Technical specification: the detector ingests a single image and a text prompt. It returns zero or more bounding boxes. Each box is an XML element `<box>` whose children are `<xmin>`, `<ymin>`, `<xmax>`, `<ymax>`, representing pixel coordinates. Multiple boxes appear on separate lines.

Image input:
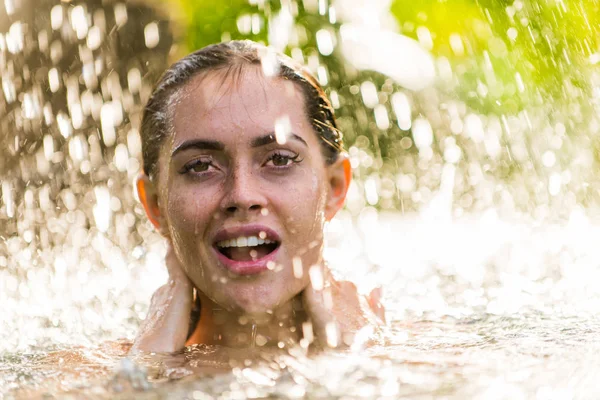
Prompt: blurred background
<box><xmin>2</xmin><ymin>0</ymin><xmax>600</xmax><ymax>397</ymax></box>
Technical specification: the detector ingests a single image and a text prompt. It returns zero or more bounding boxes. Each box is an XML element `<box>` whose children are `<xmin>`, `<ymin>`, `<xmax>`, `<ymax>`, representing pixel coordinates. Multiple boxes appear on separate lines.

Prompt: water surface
<box><xmin>3</xmin><ymin>213</ymin><xmax>600</xmax><ymax>399</ymax></box>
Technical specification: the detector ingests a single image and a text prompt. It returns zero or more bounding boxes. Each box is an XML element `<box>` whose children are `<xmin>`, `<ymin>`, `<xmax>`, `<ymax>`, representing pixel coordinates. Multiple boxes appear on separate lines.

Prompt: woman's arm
<box><xmin>130</xmin><ymin>246</ymin><xmax>193</xmax><ymax>354</ymax></box>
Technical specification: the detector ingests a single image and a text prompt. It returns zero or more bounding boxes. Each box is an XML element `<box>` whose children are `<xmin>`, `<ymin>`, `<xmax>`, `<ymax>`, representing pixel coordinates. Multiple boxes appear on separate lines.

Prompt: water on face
<box><xmin>2</xmin><ymin>0</ymin><xmax>600</xmax><ymax>398</ymax></box>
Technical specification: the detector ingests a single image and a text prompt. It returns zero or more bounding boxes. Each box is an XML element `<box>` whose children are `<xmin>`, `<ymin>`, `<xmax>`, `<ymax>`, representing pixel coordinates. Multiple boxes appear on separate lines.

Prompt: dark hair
<box><xmin>140</xmin><ymin>40</ymin><xmax>344</xmax><ymax>180</ymax></box>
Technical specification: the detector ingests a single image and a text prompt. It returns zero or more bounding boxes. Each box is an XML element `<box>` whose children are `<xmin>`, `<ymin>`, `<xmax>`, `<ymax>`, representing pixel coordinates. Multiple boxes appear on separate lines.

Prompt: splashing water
<box><xmin>2</xmin><ymin>0</ymin><xmax>600</xmax><ymax>398</ymax></box>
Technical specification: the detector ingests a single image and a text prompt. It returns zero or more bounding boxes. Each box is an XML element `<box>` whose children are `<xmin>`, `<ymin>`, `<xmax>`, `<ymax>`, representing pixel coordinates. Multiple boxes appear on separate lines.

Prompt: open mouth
<box><xmin>215</xmin><ymin>235</ymin><xmax>280</xmax><ymax>262</ymax></box>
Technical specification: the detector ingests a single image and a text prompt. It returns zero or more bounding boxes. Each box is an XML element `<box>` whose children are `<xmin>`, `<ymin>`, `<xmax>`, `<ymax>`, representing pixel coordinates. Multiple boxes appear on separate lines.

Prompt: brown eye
<box><xmin>271</xmin><ymin>154</ymin><xmax>291</xmax><ymax>166</ymax></box>
<box><xmin>265</xmin><ymin>152</ymin><xmax>302</xmax><ymax>168</ymax></box>
<box><xmin>191</xmin><ymin>162</ymin><xmax>209</xmax><ymax>172</ymax></box>
<box><xmin>181</xmin><ymin>159</ymin><xmax>212</xmax><ymax>174</ymax></box>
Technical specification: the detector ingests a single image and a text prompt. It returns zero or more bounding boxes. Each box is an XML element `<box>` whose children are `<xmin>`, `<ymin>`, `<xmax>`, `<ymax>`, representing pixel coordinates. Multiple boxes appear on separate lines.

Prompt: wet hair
<box><xmin>140</xmin><ymin>40</ymin><xmax>344</xmax><ymax>180</ymax></box>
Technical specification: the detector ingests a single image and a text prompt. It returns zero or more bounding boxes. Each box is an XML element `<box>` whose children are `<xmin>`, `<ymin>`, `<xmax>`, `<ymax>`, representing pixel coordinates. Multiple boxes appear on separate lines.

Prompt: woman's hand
<box><xmin>130</xmin><ymin>245</ymin><xmax>193</xmax><ymax>354</ymax></box>
<box><xmin>301</xmin><ymin>265</ymin><xmax>385</xmax><ymax>348</ymax></box>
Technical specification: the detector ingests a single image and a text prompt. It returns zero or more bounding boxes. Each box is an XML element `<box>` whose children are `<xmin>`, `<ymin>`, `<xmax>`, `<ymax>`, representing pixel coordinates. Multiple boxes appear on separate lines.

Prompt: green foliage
<box><xmin>390</xmin><ymin>0</ymin><xmax>600</xmax><ymax>114</ymax></box>
<box><xmin>174</xmin><ymin>0</ymin><xmax>269</xmax><ymax>49</ymax></box>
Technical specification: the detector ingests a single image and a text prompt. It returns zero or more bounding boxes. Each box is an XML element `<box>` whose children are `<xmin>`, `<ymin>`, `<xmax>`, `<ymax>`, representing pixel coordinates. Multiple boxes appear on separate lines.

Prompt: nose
<box><xmin>220</xmin><ymin>167</ymin><xmax>267</xmax><ymax>216</ymax></box>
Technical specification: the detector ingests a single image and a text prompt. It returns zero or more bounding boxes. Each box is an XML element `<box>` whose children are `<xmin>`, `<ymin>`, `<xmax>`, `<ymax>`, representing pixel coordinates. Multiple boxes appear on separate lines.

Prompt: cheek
<box><xmin>276</xmin><ymin>169</ymin><xmax>328</xmax><ymax>245</ymax></box>
<box><xmin>164</xmin><ymin>185</ymin><xmax>216</xmax><ymax>242</ymax></box>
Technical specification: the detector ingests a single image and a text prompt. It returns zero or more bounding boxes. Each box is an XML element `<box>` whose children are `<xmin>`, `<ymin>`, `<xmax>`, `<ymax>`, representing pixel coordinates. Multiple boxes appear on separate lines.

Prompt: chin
<box><xmin>219</xmin><ymin>280</ymin><xmax>303</xmax><ymax>316</ymax></box>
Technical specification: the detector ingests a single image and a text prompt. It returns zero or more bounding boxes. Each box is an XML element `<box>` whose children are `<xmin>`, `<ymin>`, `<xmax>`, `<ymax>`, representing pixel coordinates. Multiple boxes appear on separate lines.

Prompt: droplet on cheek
<box><xmin>292</xmin><ymin>257</ymin><xmax>303</xmax><ymax>279</ymax></box>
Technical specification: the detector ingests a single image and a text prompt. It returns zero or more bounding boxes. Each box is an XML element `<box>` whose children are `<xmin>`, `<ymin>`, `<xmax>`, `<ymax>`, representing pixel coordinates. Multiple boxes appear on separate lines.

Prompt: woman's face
<box><xmin>146</xmin><ymin>66</ymin><xmax>348</xmax><ymax>315</ymax></box>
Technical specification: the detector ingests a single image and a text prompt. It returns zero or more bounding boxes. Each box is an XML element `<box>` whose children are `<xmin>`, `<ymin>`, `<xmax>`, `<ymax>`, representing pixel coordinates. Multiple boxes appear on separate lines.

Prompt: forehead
<box><xmin>170</xmin><ymin>66</ymin><xmax>313</xmax><ymax>144</ymax></box>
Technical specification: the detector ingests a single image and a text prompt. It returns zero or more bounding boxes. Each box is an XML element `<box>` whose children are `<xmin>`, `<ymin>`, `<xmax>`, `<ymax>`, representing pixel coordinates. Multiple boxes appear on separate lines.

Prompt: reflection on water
<box><xmin>2</xmin><ymin>0</ymin><xmax>600</xmax><ymax>398</ymax></box>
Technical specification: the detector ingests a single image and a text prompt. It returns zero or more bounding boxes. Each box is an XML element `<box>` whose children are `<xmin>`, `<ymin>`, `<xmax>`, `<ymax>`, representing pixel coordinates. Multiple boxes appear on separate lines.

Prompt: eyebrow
<box><xmin>172</xmin><ymin>139</ymin><xmax>224</xmax><ymax>157</ymax></box>
<box><xmin>172</xmin><ymin>133</ymin><xmax>308</xmax><ymax>157</ymax></box>
<box><xmin>251</xmin><ymin>133</ymin><xmax>308</xmax><ymax>148</ymax></box>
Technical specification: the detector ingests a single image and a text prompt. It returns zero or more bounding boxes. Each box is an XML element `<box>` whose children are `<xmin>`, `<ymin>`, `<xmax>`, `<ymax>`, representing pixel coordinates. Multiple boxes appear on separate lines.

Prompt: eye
<box><xmin>180</xmin><ymin>158</ymin><xmax>214</xmax><ymax>174</ymax></box>
<box><xmin>265</xmin><ymin>151</ymin><xmax>302</xmax><ymax>168</ymax></box>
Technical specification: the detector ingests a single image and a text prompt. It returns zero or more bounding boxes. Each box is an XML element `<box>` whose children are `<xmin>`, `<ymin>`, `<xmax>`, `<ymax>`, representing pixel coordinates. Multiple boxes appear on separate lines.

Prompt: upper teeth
<box><xmin>217</xmin><ymin>236</ymin><xmax>274</xmax><ymax>248</ymax></box>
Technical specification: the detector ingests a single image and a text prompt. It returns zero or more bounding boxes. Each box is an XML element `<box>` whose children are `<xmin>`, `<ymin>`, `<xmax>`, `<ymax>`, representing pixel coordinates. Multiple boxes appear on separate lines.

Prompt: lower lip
<box><xmin>213</xmin><ymin>246</ymin><xmax>280</xmax><ymax>275</ymax></box>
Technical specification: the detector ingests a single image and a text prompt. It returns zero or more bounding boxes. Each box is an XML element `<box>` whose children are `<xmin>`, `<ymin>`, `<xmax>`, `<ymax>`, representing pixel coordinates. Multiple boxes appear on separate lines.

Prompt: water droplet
<box><xmin>360</xmin><ymin>81</ymin><xmax>378</xmax><ymax>108</ymax></box>
<box><xmin>316</xmin><ymin>29</ymin><xmax>334</xmax><ymax>56</ymax></box>
<box><xmin>2</xmin><ymin>181</ymin><xmax>15</xmax><ymax>218</ymax></box>
<box><xmin>127</xmin><ymin>68</ymin><xmax>142</xmax><ymax>94</ymax></box>
<box><xmin>325</xmin><ymin>322</ymin><xmax>339</xmax><ymax>347</ymax></box>
<box><xmin>301</xmin><ymin>321</ymin><xmax>314</xmax><ymax>344</ymax></box>
<box><xmin>144</xmin><ymin>22</ymin><xmax>159</xmax><ymax>49</ymax></box>
<box><xmin>51</xmin><ymin>5</ymin><xmax>63</xmax><ymax>31</ymax></box>
<box><xmin>308</xmin><ymin>265</ymin><xmax>324</xmax><ymax>290</ymax></box>
<box><xmin>87</xmin><ymin>26</ymin><xmax>103</xmax><ymax>50</ymax></box>
<box><xmin>259</xmin><ymin>47</ymin><xmax>279</xmax><ymax>77</ymax></box>
<box><xmin>416</xmin><ymin>26</ymin><xmax>433</xmax><ymax>50</ymax></box>
<box><xmin>542</xmin><ymin>151</ymin><xmax>556</xmax><ymax>168</ymax></box>
<box><xmin>93</xmin><ymin>186</ymin><xmax>111</xmax><ymax>232</ymax></box>
<box><xmin>365</xmin><ymin>177</ymin><xmax>379</xmax><ymax>205</ymax></box>
<box><xmin>250</xmin><ymin>323</ymin><xmax>257</xmax><ymax>347</ymax></box>
<box><xmin>292</xmin><ymin>257</ymin><xmax>303</xmax><ymax>279</ymax></box>
<box><xmin>237</xmin><ymin>14</ymin><xmax>252</xmax><ymax>35</ymax></box>
<box><xmin>317</xmin><ymin>66</ymin><xmax>328</xmax><ymax>86</ymax></box>
<box><xmin>71</xmin><ymin>5</ymin><xmax>89</xmax><ymax>40</ymax></box>
<box><xmin>114</xmin><ymin>144</ymin><xmax>129</xmax><ymax>172</ymax></box>
<box><xmin>449</xmin><ymin>33</ymin><xmax>464</xmax><ymax>56</ymax></box>
<box><xmin>549</xmin><ymin>173</ymin><xmax>562</xmax><ymax>196</ymax></box>
<box><xmin>328</xmin><ymin>6</ymin><xmax>336</xmax><ymax>24</ymax></box>
<box><xmin>4</xmin><ymin>0</ymin><xmax>15</xmax><ymax>15</ymax></box>
<box><xmin>255</xmin><ymin>334</ymin><xmax>268</xmax><ymax>346</ymax></box>
<box><xmin>318</xmin><ymin>0</ymin><xmax>327</xmax><ymax>15</ymax></box>
<box><xmin>274</xmin><ymin>115</ymin><xmax>291</xmax><ymax>144</ymax></box>
<box><xmin>412</xmin><ymin>118</ymin><xmax>433</xmax><ymax>151</ymax></box>
<box><xmin>48</xmin><ymin>68</ymin><xmax>60</xmax><ymax>93</ymax></box>
<box><xmin>251</xmin><ymin>14</ymin><xmax>261</xmax><ymax>35</ymax></box>
<box><xmin>374</xmin><ymin>104</ymin><xmax>389</xmax><ymax>130</ymax></box>
<box><xmin>114</xmin><ymin>3</ymin><xmax>128</xmax><ymax>28</ymax></box>
<box><xmin>56</xmin><ymin>112</ymin><xmax>73</xmax><ymax>138</ymax></box>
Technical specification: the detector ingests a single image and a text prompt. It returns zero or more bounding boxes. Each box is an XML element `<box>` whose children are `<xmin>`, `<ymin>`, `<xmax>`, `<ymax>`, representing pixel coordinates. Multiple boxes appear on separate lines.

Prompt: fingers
<box><xmin>302</xmin><ymin>265</ymin><xmax>340</xmax><ymax>347</ymax></box>
<box><xmin>303</xmin><ymin>267</ymin><xmax>374</xmax><ymax>348</ymax></box>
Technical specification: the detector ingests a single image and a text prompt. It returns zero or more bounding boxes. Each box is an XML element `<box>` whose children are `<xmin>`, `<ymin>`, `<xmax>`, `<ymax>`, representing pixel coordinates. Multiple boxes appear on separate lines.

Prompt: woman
<box><xmin>131</xmin><ymin>40</ymin><xmax>384</xmax><ymax>353</ymax></box>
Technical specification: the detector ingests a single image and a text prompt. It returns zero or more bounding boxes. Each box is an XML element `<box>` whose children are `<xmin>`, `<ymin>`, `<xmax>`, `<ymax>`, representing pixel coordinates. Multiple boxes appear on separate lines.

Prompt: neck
<box><xmin>186</xmin><ymin>290</ymin><xmax>306</xmax><ymax>348</ymax></box>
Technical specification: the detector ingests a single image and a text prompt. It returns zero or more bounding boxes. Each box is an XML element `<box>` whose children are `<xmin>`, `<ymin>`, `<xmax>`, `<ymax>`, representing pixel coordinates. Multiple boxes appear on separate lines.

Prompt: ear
<box><xmin>325</xmin><ymin>154</ymin><xmax>352</xmax><ymax>221</ymax></box>
<box><xmin>136</xmin><ymin>174</ymin><xmax>169</xmax><ymax>236</ymax></box>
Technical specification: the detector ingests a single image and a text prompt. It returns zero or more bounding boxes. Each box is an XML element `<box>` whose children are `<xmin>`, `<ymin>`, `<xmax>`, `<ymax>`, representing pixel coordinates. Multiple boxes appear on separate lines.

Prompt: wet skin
<box><xmin>134</xmin><ymin>65</ymin><xmax>383</xmax><ymax>352</ymax></box>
